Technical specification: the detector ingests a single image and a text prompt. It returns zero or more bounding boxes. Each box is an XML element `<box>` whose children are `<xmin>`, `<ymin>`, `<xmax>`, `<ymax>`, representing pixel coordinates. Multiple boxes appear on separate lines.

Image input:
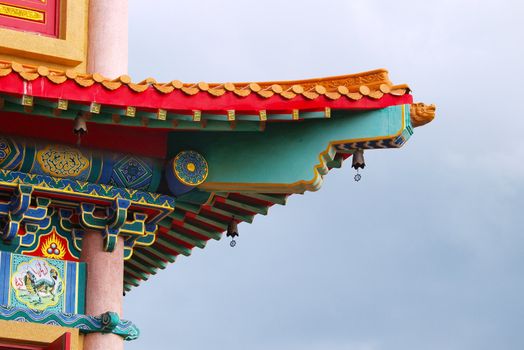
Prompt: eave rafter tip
<box><xmin>410</xmin><ymin>102</ymin><xmax>436</xmax><ymax>127</ymax></box>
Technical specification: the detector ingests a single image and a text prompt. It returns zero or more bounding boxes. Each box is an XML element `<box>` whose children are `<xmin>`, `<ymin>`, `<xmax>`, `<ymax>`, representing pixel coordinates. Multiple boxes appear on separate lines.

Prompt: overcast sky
<box><xmin>125</xmin><ymin>1</ymin><xmax>523</xmax><ymax>349</ymax></box>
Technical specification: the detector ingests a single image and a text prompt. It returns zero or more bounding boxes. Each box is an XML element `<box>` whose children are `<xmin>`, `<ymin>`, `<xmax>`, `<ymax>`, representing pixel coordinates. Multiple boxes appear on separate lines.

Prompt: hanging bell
<box><xmin>351</xmin><ymin>149</ymin><xmax>365</xmax><ymax>170</ymax></box>
<box><xmin>73</xmin><ymin>112</ymin><xmax>87</xmax><ymax>145</ymax></box>
<box><xmin>227</xmin><ymin>220</ymin><xmax>239</xmax><ymax>247</ymax></box>
<box><xmin>74</xmin><ymin>113</ymin><xmax>87</xmax><ymax>135</ymax></box>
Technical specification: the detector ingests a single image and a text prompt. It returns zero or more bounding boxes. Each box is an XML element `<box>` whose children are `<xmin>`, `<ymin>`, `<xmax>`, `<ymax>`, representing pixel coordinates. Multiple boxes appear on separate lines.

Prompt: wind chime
<box><xmin>352</xmin><ymin>149</ymin><xmax>365</xmax><ymax>181</ymax></box>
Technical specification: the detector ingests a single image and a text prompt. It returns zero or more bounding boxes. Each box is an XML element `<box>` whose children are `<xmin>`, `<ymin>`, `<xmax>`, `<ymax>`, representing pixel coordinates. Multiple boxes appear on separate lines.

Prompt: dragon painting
<box><xmin>23</xmin><ymin>267</ymin><xmax>63</xmax><ymax>305</ymax></box>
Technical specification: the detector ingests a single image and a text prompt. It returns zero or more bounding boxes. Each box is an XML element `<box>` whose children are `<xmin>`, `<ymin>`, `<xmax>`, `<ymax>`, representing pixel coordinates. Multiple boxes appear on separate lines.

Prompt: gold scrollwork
<box><xmin>36</xmin><ymin>145</ymin><xmax>90</xmax><ymax>178</ymax></box>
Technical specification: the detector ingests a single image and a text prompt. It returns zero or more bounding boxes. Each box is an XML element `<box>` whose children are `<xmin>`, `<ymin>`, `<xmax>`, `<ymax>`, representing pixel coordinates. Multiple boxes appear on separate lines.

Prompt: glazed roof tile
<box><xmin>0</xmin><ymin>60</ymin><xmax>410</xmax><ymax>102</ymax></box>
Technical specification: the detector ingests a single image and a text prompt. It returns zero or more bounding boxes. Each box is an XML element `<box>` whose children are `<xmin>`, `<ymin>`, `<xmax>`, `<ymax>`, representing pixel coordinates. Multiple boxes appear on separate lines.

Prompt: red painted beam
<box><xmin>0</xmin><ymin>111</ymin><xmax>168</xmax><ymax>158</ymax></box>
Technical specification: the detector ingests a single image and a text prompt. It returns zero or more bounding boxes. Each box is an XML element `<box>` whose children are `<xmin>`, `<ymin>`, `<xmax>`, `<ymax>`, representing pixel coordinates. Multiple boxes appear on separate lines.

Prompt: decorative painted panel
<box><xmin>0</xmin><ymin>209</ymin><xmax>82</xmax><ymax>261</ymax></box>
<box><xmin>0</xmin><ymin>136</ymin><xmax>163</xmax><ymax>192</ymax></box>
<box><xmin>109</xmin><ymin>155</ymin><xmax>159</xmax><ymax>191</ymax></box>
<box><xmin>10</xmin><ymin>256</ymin><xmax>65</xmax><ymax>311</ymax></box>
<box><xmin>0</xmin><ymin>0</ymin><xmax>60</xmax><ymax>37</ymax></box>
<box><xmin>0</xmin><ymin>251</ymin><xmax>85</xmax><ymax>314</ymax></box>
<box><xmin>0</xmin><ymin>136</ymin><xmax>23</xmax><ymax>169</ymax></box>
<box><xmin>166</xmin><ymin>150</ymin><xmax>209</xmax><ymax>196</ymax></box>
<box><xmin>34</xmin><ymin>145</ymin><xmax>90</xmax><ymax>179</ymax></box>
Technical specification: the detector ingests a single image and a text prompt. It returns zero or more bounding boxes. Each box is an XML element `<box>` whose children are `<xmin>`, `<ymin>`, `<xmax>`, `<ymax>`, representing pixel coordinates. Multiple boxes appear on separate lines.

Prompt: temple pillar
<box><xmin>87</xmin><ymin>0</ymin><xmax>128</xmax><ymax>77</ymax></box>
<box><xmin>85</xmin><ymin>4</ymin><xmax>127</xmax><ymax>348</ymax></box>
<box><xmin>81</xmin><ymin>231</ymin><xmax>124</xmax><ymax>350</ymax></box>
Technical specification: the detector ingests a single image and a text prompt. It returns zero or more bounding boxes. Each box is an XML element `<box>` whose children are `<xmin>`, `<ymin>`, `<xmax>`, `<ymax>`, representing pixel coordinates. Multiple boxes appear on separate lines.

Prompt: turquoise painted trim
<box><xmin>87</xmin><ymin>156</ymin><xmax>104</xmax><ymax>183</ymax></box>
<box><xmin>19</xmin><ymin>145</ymin><xmax>35</xmax><ymax>174</ymax></box>
<box><xmin>148</xmin><ymin>163</ymin><xmax>163</xmax><ymax>193</ymax></box>
<box><xmin>167</xmin><ymin>105</ymin><xmax>409</xmax><ymax>189</ymax></box>
<box><xmin>77</xmin><ymin>263</ymin><xmax>86</xmax><ymax>314</ymax></box>
<box><xmin>335</xmin><ymin>104</ymin><xmax>413</xmax><ymax>151</ymax></box>
<box><xmin>0</xmin><ymin>304</ymin><xmax>139</xmax><ymax>341</ymax></box>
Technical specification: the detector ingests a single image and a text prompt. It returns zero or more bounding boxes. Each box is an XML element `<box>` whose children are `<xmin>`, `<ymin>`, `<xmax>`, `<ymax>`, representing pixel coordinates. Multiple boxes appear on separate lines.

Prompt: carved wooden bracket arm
<box><xmin>0</xmin><ymin>184</ymin><xmax>50</xmax><ymax>241</ymax></box>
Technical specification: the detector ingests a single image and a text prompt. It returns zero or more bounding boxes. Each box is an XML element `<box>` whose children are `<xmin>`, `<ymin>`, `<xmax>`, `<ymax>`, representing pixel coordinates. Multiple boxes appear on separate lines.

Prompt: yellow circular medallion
<box><xmin>172</xmin><ymin>151</ymin><xmax>209</xmax><ymax>187</ymax></box>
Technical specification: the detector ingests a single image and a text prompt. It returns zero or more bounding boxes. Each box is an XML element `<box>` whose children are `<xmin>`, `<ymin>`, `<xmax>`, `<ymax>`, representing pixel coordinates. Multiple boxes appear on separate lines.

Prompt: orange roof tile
<box><xmin>0</xmin><ymin>60</ymin><xmax>410</xmax><ymax>102</ymax></box>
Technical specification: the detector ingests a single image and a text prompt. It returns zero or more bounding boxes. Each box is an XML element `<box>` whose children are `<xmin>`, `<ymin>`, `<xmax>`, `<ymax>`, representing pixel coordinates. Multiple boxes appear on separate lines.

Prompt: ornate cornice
<box><xmin>0</xmin><ymin>169</ymin><xmax>174</xmax><ymax>209</ymax></box>
<box><xmin>0</xmin><ymin>170</ymin><xmax>175</xmax><ymax>259</ymax></box>
<box><xmin>0</xmin><ymin>305</ymin><xmax>139</xmax><ymax>341</ymax></box>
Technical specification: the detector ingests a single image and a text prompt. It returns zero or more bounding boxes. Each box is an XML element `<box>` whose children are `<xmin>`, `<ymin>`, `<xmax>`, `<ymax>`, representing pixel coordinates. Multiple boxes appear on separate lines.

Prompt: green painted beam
<box><xmin>169</xmin><ymin>211</ymin><xmax>186</xmax><ymax>221</ymax></box>
<box><xmin>156</xmin><ymin>236</ymin><xmax>192</xmax><ymax>256</ymax></box>
<box><xmin>174</xmin><ymin>202</ymin><xmax>202</xmax><ymax>214</ymax></box>
<box><xmin>167</xmin><ymin>105</ymin><xmax>409</xmax><ymax>193</ymax></box>
<box><xmin>239</xmin><ymin>193</ymin><xmax>288</xmax><ymax>205</ymax></box>
<box><xmin>300</xmin><ymin>111</ymin><xmax>328</xmax><ymax>120</ymax></box>
<box><xmin>176</xmin><ymin>201</ymin><xmax>253</xmax><ymax>223</ymax></box>
<box><xmin>176</xmin><ymin>190</ymin><xmax>214</xmax><ymax>205</ymax></box>
<box><xmin>190</xmin><ymin>214</ymin><xmax>228</xmax><ymax>230</ymax></box>
<box><xmin>326</xmin><ymin>154</ymin><xmax>345</xmax><ymax>169</ymax></box>
<box><xmin>216</xmin><ymin>196</ymin><xmax>269</xmax><ymax>215</ymax></box>
<box><xmin>207</xmin><ymin>206</ymin><xmax>254</xmax><ymax>224</ymax></box>
<box><xmin>165</xmin><ymin>229</ymin><xmax>207</xmax><ymax>249</ymax></box>
<box><xmin>123</xmin><ymin>276</ymin><xmax>141</xmax><ymax>287</ymax></box>
<box><xmin>157</xmin><ymin>218</ymin><xmax>174</xmax><ymax>230</ymax></box>
<box><xmin>141</xmin><ymin>246</ymin><xmax>176</xmax><ymax>263</ymax></box>
<box><xmin>124</xmin><ymin>265</ymin><xmax>150</xmax><ymax>281</ymax></box>
<box><xmin>181</xmin><ymin>222</ymin><xmax>221</xmax><ymax>240</ymax></box>
<box><xmin>125</xmin><ymin>257</ymin><xmax>158</xmax><ymax>275</ymax></box>
<box><xmin>0</xmin><ymin>96</ymin><xmax>264</xmax><ymax>132</ymax></box>
<box><xmin>132</xmin><ymin>250</ymin><xmax>168</xmax><ymax>270</ymax></box>
<box><xmin>169</xmin><ymin>210</ymin><xmax>228</xmax><ymax>234</ymax></box>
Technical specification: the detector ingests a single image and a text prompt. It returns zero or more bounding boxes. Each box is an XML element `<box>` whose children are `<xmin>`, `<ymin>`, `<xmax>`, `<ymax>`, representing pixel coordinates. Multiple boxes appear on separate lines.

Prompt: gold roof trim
<box><xmin>0</xmin><ymin>60</ymin><xmax>410</xmax><ymax>102</ymax></box>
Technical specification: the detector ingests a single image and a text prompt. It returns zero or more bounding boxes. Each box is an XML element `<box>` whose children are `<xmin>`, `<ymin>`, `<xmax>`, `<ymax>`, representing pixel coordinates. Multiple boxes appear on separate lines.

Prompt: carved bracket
<box><xmin>0</xmin><ymin>184</ymin><xmax>51</xmax><ymax>242</ymax></box>
<box><xmin>76</xmin><ymin>199</ymin><xmax>158</xmax><ymax>255</ymax></box>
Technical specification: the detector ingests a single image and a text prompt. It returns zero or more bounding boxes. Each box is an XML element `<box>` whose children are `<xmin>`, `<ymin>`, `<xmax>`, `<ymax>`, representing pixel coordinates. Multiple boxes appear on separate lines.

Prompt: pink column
<box><xmin>81</xmin><ymin>232</ymin><xmax>125</xmax><ymax>350</ymax></box>
<box><xmin>85</xmin><ymin>2</ymin><xmax>128</xmax><ymax>349</ymax></box>
<box><xmin>87</xmin><ymin>0</ymin><xmax>128</xmax><ymax>77</ymax></box>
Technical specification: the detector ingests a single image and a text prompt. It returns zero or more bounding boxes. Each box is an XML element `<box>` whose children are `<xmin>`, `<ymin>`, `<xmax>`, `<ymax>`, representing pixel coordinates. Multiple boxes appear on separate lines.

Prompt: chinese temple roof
<box><xmin>0</xmin><ymin>60</ymin><xmax>436</xmax><ymax>291</ymax></box>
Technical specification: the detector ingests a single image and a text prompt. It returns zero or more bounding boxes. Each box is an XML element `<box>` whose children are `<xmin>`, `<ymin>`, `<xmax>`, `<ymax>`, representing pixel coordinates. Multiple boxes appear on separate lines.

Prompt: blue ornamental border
<box><xmin>0</xmin><ymin>169</ymin><xmax>175</xmax><ymax>209</ymax></box>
